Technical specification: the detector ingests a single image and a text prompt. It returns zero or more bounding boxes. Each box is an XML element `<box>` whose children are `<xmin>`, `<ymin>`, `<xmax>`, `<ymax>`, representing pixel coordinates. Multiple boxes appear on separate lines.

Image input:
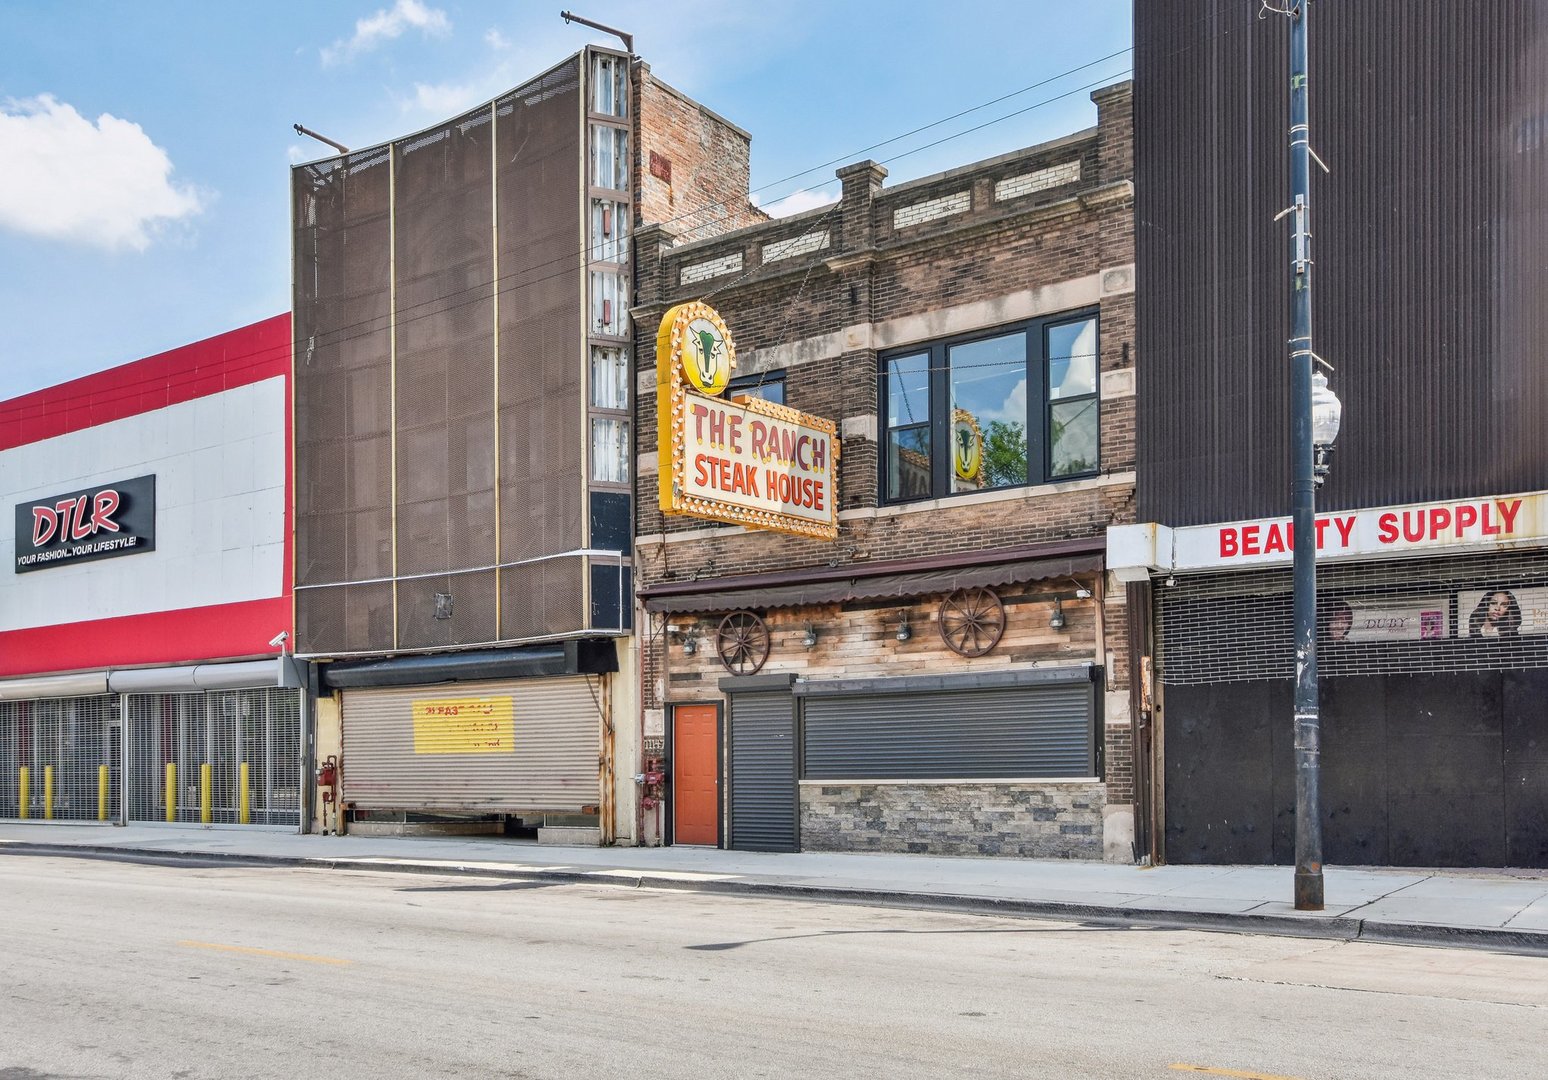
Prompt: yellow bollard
<box><xmin>43</xmin><ymin>765</ymin><xmax>54</xmax><ymax>820</ymax></box>
<box><xmin>165</xmin><ymin>762</ymin><xmax>176</xmax><ymax>822</ymax></box>
<box><xmin>239</xmin><ymin>762</ymin><xmax>251</xmax><ymax>825</ymax></box>
<box><xmin>200</xmin><ymin>763</ymin><xmax>212</xmax><ymax>825</ymax></box>
<box><xmin>18</xmin><ymin>767</ymin><xmax>29</xmax><ymax>820</ymax></box>
<box><xmin>98</xmin><ymin>765</ymin><xmax>110</xmax><ymax>822</ymax></box>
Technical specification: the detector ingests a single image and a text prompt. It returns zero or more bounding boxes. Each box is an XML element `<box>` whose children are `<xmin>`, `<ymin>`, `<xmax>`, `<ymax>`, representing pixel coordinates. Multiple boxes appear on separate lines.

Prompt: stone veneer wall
<box><xmin>799</xmin><ymin>782</ymin><xmax>1105</xmax><ymax>859</ymax></box>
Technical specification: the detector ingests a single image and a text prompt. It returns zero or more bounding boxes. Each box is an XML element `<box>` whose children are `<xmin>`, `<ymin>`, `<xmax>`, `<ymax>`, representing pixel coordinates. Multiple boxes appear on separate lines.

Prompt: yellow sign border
<box><xmin>656</xmin><ymin>302</ymin><xmax>840</xmax><ymax>540</ymax></box>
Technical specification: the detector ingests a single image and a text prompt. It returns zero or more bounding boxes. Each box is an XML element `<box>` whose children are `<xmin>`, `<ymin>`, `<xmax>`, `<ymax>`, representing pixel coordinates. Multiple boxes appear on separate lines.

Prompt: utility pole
<box><xmin>1285</xmin><ymin>0</ymin><xmax>1324</xmax><ymax>911</ymax></box>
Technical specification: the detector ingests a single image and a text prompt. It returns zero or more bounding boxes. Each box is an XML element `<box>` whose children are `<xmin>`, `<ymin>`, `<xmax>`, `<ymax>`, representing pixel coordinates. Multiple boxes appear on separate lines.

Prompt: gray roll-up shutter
<box><xmin>342</xmin><ymin>677</ymin><xmax>599</xmax><ymax>812</ymax></box>
<box><xmin>727</xmin><ymin>690</ymin><xmax>797</xmax><ymax>852</ymax></box>
<box><xmin>802</xmin><ymin>682</ymin><xmax>1096</xmax><ymax>780</ymax></box>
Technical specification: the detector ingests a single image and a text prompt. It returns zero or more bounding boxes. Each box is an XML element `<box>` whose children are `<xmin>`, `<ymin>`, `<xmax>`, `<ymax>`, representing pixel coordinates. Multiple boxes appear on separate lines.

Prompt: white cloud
<box><xmin>322</xmin><ymin>0</ymin><xmax>450</xmax><ymax>66</ymax></box>
<box><xmin>410</xmin><ymin>81</ymin><xmax>482</xmax><ymax>116</ymax></box>
<box><xmin>0</xmin><ymin>95</ymin><xmax>203</xmax><ymax>252</ymax></box>
<box><xmin>484</xmin><ymin>28</ymin><xmax>511</xmax><ymax>50</ymax></box>
<box><xmin>755</xmin><ymin>188</ymin><xmax>839</xmax><ymax>219</ymax></box>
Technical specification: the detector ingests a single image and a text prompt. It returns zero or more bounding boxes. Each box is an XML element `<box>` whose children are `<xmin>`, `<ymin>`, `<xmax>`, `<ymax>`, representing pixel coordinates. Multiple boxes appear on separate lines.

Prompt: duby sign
<box><xmin>656</xmin><ymin>301</ymin><xmax>839</xmax><ymax>539</ymax></box>
<box><xmin>1174</xmin><ymin>492</ymin><xmax>1547</xmax><ymax>570</ymax></box>
<box><xmin>14</xmin><ymin>475</ymin><xmax>156</xmax><ymax>573</ymax></box>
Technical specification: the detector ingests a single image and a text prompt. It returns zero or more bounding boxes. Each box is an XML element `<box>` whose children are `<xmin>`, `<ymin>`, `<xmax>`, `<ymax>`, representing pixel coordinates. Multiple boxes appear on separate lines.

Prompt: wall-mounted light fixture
<box><xmin>895</xmin><ymin>609</ymin><xmax>912</xmax><ymax>642</ymax></box>
<box><xmin>669</xmin><ymin>623</ymin><xmax>700</xmax><ymax>656</ymax></box>
<box><xmin>802</xmin><ymin>622</ymin><xmax>818</xmax><ymax>649</ymax></box>
<box><xmin>1049</xmin><ymin>598</ymin><xmax>1067</xmax><ymax>631</ymax></box>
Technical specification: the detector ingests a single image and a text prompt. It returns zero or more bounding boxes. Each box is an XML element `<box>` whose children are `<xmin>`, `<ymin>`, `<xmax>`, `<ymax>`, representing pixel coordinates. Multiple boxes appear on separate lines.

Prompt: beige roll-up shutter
<box><xmin>342</xmin><ymin>677</ymin><xmax>599</xmax><ymax>812</ymax></box>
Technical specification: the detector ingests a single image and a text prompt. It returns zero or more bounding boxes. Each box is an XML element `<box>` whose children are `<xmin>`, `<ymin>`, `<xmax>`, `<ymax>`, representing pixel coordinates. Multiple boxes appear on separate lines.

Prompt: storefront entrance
<box><xmin>670</xmin><ymin>704</ymin><xmax>720</xmax><ymax>846</ymax></box>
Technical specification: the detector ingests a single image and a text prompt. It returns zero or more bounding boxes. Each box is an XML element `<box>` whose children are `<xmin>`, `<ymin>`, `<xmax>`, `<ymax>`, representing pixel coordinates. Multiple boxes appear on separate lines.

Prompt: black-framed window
<box><xmin>729</xmin><ymin>370</ymin><xmax>785</xmax><ymax>406</ymax></box>
<box><xmin>880</xmin><ymin>311</ymin><xmax>1099</xmax><ymax>503</ymax></box>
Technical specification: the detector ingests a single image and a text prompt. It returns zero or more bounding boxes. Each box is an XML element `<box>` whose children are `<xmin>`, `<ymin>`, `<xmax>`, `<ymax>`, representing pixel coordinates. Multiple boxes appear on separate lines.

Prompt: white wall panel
<box><xmin>0</xmin><ymin>376</ymin><xmax>286</xmax><ymax>632</ymax></box>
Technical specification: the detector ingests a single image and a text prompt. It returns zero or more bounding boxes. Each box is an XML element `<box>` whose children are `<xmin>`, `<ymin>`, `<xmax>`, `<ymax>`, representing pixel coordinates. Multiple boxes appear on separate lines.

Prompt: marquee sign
<box><xmin>14</xmin><ymin>475</ymin><xmax>156</xmax><ymax>574</ymax></box>
<box><xmin>656</xmin><ymin>302</ymin><xmax>839</xmax><ymax>540</ymax></box>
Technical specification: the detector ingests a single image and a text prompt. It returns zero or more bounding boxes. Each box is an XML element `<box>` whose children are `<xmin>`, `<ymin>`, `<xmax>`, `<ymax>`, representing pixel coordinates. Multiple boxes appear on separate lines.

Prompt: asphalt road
<box><xmin>1</xmin><ymin>855</ymin><xmax>1544</xmax><ymax>1080</ymax></box>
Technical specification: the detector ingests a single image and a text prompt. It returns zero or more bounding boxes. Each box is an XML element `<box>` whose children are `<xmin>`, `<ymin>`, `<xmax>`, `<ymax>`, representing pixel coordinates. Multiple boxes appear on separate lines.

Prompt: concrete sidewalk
<box><xmin>4</xmin><ymin>823</ymin><xmax>1547</xmax><ymax>954</ymax></box>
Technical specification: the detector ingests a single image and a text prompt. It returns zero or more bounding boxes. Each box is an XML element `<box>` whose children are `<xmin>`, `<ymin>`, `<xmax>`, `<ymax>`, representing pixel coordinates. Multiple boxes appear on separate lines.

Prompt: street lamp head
<box><xmin>1310</xmin><ymin>370</ymin><xmax>1342</xmax><ymax>485</ymax></box>
<box><xmin>1310</xmin><ymin>370</ymin><xmax>1342</xmax><ymax>448</ymax></box>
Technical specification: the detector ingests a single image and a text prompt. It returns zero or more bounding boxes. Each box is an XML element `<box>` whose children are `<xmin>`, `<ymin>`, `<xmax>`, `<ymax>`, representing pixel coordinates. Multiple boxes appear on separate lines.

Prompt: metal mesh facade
<box><xmin>126</xmin><ymin>689</ymin><xmax>302</xmax><ymax>827</ymax></box>
<box><xmin>1</xmin><ymin>690</ymin><xmax>300</xmax><ymax>827</ymax></box>
<box><xmin>0</xmin><ymin>696</ymin><xmax>117</xmax><ymax>821</ymax></box>
<box><xmin>293</xmin><ymin>53</ymin><xmax>613</xmax><ymax>655</ymax></box>
<box><xmin>1156</xmin><ymin>550</ymin><xmax>1548</xmax><ymax>685</ymax></box>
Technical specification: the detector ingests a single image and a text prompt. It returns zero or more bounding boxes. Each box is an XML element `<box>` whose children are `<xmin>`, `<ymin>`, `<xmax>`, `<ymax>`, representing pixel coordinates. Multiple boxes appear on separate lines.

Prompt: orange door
<box><xmin>672</xmin><ymin>704</ymin><xmax>720</xmax><ymax>846</ymax></box>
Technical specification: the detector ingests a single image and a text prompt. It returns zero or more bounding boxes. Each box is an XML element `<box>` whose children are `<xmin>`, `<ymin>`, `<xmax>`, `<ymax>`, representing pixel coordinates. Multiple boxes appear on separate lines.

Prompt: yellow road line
<box><xmin>1169</xmin><ymin>1066</ymin><xmax>1306</xmax><ymax>1080</ymax></box>
<box><xmin>177</xmin><ymin>940</ymin><xmax>352</xmax><ymax>966</ymax></box>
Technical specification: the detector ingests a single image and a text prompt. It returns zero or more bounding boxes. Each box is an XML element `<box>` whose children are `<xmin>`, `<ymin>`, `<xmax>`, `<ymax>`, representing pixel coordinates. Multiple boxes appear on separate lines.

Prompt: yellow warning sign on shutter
<box><xmin>411</xmin><ymin>696</ymin><xmax>515</xmax><ymax>754</ymax></box>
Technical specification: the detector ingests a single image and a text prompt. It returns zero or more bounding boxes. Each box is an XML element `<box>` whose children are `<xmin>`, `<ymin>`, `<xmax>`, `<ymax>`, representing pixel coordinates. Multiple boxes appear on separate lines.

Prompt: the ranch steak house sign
<box><xmin>14</xmin><ymin>475</ymin><xmax>156</xmax><ymax>574</ymax></box>
<box><xmin>1111</xmin><ymin>491</ymin><xmax>1548</xmax><ymax>574</ymax></box>
<box><xmin>656</xmin><ymin>302</ymin><xmax>839</xmax><ymax>540</ymax></box>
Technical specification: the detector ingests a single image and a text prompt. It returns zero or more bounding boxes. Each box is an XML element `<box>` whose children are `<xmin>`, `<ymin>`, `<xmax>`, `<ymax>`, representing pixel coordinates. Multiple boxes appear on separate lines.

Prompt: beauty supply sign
<box><xmin>14</xmin><ymin>475</ymin><xmax>157</xmax><ymax>573</ymax></box>
<box><xmin>656</xmin><ymin>301</ymin><xmax>839</xmax><ymax>539</ymax></box>
<box><xmin>1173</xmin><ymin>492</ymin><xmax>1547</xmax><ymax>571</ymax></box>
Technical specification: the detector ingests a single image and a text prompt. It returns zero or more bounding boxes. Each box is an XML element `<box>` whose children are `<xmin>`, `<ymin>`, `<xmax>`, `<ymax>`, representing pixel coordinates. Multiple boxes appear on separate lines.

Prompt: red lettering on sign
<box><xmin>1220</xmin><ymin>528</ymin><xmax>1239</xmax><ymax>558</ymax></box>
<box><xmin>1481</xmin><ymin>503</ymin><xmax>1501</xmax><ymax>536</ymax></box>
<box><xmin>1335</xmin><ymin>516</ymin><xmax>1356</xmax><ymax>546</ymax></box>
<box><xmin>1313</xmin><ymin>518</ymin><xmax>1330</xmax><ymax>548</ymax></box>
<box><xmin>1499</xmin><ymin>498</ymin><xmax>1522</xmax><ymax>534</ymax></box>
<box><xmin>91</xmin><ymin>490</ymin><xmax>122</xmax><ymax>534</ymax></box>
<box><xmin>691</xmin><ymin>402</ymin><xmax>709</xmax><ymax>441</ymax></box>
<box><xmin>728</xmin><ymin>414</ymin><xmax>744</xmax><ymax>454</ymax></box>
<box><xmin>1401</xmin><ymin>511</ymin><xmax>1426</xmax><ymax>542</ymax></box>
<box><xmin>1241</xmin><ymin>525</ymin><xmax>1261</xmax><ymax>556</ymax></box>
<box><xmin>31</xmin><ymin>506</ymin><xmax>57</xmax><ymax>546</ymax></box>
<box><xmin>1428</xmin><ymin>507</ymin><xmax>1451</xmax><ymax>539</ymax></box>
<box><xmin>1263</xmin><ymin>523</ymin><xmax>1287</xmax><ymax>554</ymax></box>
<box><xmin>1455</xmin><ymin>504</ymin><xmax>1478</xmax><ymax>536</ymax></box>
<box><xmin>1378</xmin><ymin>512</ymin><xmax>1398</xmax><ymax>543</ymax></box>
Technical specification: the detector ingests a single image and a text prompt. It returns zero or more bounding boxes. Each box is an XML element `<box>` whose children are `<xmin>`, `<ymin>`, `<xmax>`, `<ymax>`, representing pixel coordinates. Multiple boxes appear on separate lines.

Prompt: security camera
<box><xmin>268</xmin><ymin>631</ymin><xmax>290</xmax><ymax>648</ymax></box>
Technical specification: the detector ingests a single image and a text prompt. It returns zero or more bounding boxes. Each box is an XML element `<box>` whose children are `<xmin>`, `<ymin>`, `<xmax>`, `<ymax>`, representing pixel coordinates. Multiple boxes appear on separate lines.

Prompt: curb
<box><xmin>6</xmin><ymin>841</ymin><xmax>1548</xmax><ymax>957</ymax></box>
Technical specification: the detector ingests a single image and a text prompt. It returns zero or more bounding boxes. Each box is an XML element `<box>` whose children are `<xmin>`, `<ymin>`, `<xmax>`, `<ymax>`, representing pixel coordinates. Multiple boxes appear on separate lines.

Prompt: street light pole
<box><xmin>1286</xmin><ymin>1</ymin><xmax>1323</xmax><ymax>911</ymax></box>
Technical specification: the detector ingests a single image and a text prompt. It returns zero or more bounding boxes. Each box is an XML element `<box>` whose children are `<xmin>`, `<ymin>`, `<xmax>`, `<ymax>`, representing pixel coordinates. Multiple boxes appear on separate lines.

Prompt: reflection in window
<box><xmin>885</xmin><ymin>352</ymin><xmax>931</xmax><ymax>501</ymax></box>
<box><xmin>949</xmin><ymin>332</ymin><xmax>1028</xmax><ymax>492</ymax></box>
<box><xmin>878</xmin><ymin>311</ymin><xmax>1101</xmax><ymax>503</ymax></box>
<box><xmin>729</xmin><ymin>372</ymin><xmax>785</xmax><ymax>405</ymax></box>
<box><xmin>1047</xmin><ymin>317</ymin><xmax>1099</xmax><ymax>477</ymax></box>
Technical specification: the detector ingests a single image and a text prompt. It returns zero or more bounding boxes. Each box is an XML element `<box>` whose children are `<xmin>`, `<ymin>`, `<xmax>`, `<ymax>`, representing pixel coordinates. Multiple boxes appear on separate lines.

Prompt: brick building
<box><xmin>632</xmin><ymin>82</ymin><xmax>1138</xmax><ymax>860</ymax></box>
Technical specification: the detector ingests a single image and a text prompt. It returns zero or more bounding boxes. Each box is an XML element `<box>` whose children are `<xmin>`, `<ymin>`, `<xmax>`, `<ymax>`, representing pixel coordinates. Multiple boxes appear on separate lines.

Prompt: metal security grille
<box><xmin>0</xmin><ymin>696</ymin><xmax>118</xmax><ymax>821</ymax></box>
<box><xmin>341</xmin><ymin>677</ymin><xmax>600</xmax><ymax>812</ymax></box>
<box><xmin>126</xmin><ymin>689</ymin><xmax>302</xmax><ymax>827</ymax></box>
<box><xmin>801</xmin><ymin>682</ymin><xmax>1096</xmax><ymax>780</ymax></box>
<box><xmin>727</xmin><ymin>690</ymin><xmax>798</xmax><ymax>853</ymax></box>
<box><xmin>1156</xmin><ymin>550</ymin><xmax>1548</xmax><ymax>685</ymax></box>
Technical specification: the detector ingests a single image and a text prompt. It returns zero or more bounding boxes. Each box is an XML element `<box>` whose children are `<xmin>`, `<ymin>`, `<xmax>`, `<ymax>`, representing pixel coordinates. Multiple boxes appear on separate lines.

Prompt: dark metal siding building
<box><xmin>1119</xmin><ymin>1</ymin><xmax>1548</xmax><ymax>868</ymax></box>
<box><xmin>1136</xmin><ymin>0</ymin><xmax>1548</xmax><ymax>525</ymax></box>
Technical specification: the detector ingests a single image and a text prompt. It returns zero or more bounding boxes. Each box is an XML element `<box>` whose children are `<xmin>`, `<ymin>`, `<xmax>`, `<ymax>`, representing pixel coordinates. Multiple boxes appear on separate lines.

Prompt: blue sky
<box><xmin>0</xmin><ymin>1</ymin><xmax>1131</xmax><ymax>398</ymax></box>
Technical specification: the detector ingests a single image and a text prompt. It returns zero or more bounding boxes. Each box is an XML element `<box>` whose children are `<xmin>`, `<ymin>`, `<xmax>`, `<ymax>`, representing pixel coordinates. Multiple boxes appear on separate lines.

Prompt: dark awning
<box><xmin>644</xmin><ymin>554</ymin><xmax>1102</xmax><ymax>614</ymax></box>
<box><xmin>321</xmin><ymin>639</ymin><xmax>618</xmax><ymax>690</ymax></box>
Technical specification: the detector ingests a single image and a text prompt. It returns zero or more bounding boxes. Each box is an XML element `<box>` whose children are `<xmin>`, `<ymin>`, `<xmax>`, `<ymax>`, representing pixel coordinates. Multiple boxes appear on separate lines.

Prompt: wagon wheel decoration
<box><xmin>716</xmin><ymin>611</ymin><xmax>771</xmax><ymax>675</ymax></box>
<box><xmin>938</xmin><ymin>587</ymin><xmax>1006</xmax><ymax>657</ymax></box>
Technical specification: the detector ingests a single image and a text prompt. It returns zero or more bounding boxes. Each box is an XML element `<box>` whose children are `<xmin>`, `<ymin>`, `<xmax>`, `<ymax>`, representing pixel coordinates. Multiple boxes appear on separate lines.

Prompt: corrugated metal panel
<box><xmin>341</xmin><ymin>676</ymin><xmax>598</xmax><ymax>812</ymax></box>
<box><xmin>1136</xmin><ymin>1</ymin><xmax>1548</xmax><ymax>526</ymax></box>
<box><xmin>802</xmin><ymin>684</ymin><xmax>1095</xmax><ymax>780</ymax></box>
<box><xmin>727</xmin><ymin>690</ymin><xmax>797</xmax><ymax>852</ymax></box>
